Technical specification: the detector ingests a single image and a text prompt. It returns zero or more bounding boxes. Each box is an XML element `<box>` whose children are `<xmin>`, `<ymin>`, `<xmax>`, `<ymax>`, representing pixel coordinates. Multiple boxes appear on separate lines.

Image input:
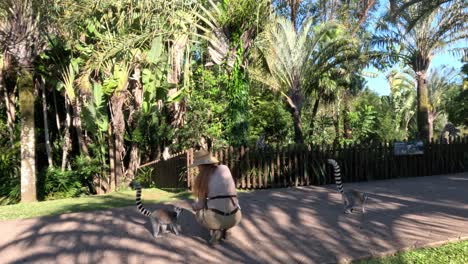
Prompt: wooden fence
<box><xmin>138</xmin><ymin>152</ymin><xmax>187</xmax><ymax>188</ymax></box>
<box><xmin>143</xmin><ymin>137</ymin><xmax>468</xmax><ymax>189</ymax></box>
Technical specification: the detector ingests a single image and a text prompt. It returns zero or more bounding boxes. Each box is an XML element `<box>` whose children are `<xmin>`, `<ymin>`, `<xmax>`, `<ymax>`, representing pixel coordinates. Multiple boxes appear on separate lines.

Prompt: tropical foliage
<box><xmin>0</xmin><ymin>0</ymin><xmax>466</xmax><ymax>204</ymax></box>
<box><xmin>374</xmin><ymin>0</ymin><xmax>467</xmax><ymax>140</ymax></box>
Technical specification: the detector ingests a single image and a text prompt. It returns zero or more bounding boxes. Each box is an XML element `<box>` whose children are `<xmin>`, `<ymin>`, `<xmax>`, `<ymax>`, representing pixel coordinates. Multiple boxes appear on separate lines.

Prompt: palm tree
<box><xmin>0</xmin><ymin>0</ymin><xmax>47</xmax><ymax>202</ymax></box>
<box><xmin>426</xmin><ymin>66</ymin><xmax>460</xmax><ymax>139</ymax></box>
<box><xmin>389</xmin><ymin>0</ymin><xmax>463</xmax><ymax>31</ymax></box>
<box><xmin>59</xmin><ymin>63</ymin><xmax>78</xmax><ymax>171</ymax></box>
<box><xmin>375</xmin><ymin>1</ymin><xmax>467</xmax><ymax>141</ymax></box>
<box><xmin>252</xmin><ymin>16</ymin><xmax>360</xmax><ymax>143</ymax></box>
<box><xmin>251</xmin><ymin>16</ymin><xmax>314</xmax><ymax>143</ymax></box>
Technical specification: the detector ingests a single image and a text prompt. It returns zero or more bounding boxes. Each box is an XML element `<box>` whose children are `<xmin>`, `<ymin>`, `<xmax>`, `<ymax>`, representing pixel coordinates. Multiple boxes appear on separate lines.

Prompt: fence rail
<box><xmin>143</xmin><ymin>137</ymin><xmax>468</xmax><ymax>189</ymax></box>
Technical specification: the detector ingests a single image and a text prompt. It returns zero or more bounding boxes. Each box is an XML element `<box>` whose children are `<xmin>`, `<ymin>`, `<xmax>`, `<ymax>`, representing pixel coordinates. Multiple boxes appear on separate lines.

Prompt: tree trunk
<box><xmin>111</xmin><ymin>92</ymin><xmax>126</xmax><ymax>190</ymax></box>
<box><xmin>342</xmin><ymin>96</ymin><xmax>352</xmax><ymax>139</ymax></box>
<box><xmin>126</xmin><ymin>67</ymin><xmax>143</xmax><ymax>182</ymax></box>
<box><xmin>288</xmin><ymin>0</ymin><xmax>300</xmax><ymax>31</ymax></box>
<box><xmin>5</xmin><ymin>90</ymin><xmax>16</xmax><ymax>143</ymax></box>
<box><xmin>61</xmin><ymin>97</ymin><xmax>72</xmax><ymax>171</ymax></box>
<box><xmin>428</xmin><ymin>111</ymin><xmax>435</xmax><ymax>142</ymax></box>
<box><xmin>114</xmin><ymin>125</ymin><xmax>124</xmax><ymax>190</ymax></box>
<box><xmin>309</xmin><ymin>96</ymin><xmax>321</xmax><ymax>135</ymax></box>
<box><xmin>127</xmin><ymin>143</ymin><xmax>140</xmax><ymax>181</ymax></box>
<box><xmin>285</xmin><ymin>95</ymin><xmax>304</xmax><ymax>144</ymax></box>
<box><xmin>404</xmin><ymin>119</ymin><xmax>410</xmax><ymax>140</ymax></box>
<box><xmin>18</xmin><ymin>70</ymin><xmax>36</xmax><ymax>203</ymax></box>
<box><xmin>0</xmin><ymin>56</ymin><xmax>4</xmax><ymax>117</ymax></box>
<box><xmin>2</xmin><ymin>53</ymin><xmax>16</xmax><ymax>145</ymax></box>
<box><xmin>94</xmin><ymin>132</ymin><xmax>108</xmax><ymax>194</ymax></box>
<box><xmin>290</xmin><ymin>106</ymin><xmax>304</xmax><ymax>144</ymax></box>
<box><xmin>39</xmin><ymin>78</ymin><xmax>53</xmax><ymax>167</ymax></box>
<box><xmin>286</xmin><ymin>83</ymin><xmax>304</xmax><ymax>144</ymax></box>
<box><xmin>428</xmin><ymin>109</ymin><xmax>441</xmax><ymax>140</ymax></box>
<box><xmin>53</xmin><ymin>89</ymin><xmax>61</xmax><ymax>131</ymax></box>
<box><xmin>71</xmin><ymin>97</ymin><xmax>89</xmax><ymax>157</ymax></box>
<box><xmin>108</xmin><ymin>124</ymin><xmax>116</xmax><ymax>192</ymax></box>
<box><xmin>352</xmin><ymin>0</ymin><xmax>376</xmax><ymax>35</ymax></box>
<box><xmin>416</xmin><ymin>71</ymin><xmax>430</xmax><ymax>141</ymax></box>
<box><xmin>333</xmin><ymin>117</ymin><xmax>340</xmax><ymax>146</ymax></box>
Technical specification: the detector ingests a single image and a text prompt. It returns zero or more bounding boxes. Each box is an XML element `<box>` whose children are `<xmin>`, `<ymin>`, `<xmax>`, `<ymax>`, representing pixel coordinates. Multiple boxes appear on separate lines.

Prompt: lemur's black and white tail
<box><xmin>135</xmin><ymin>182</ymin><xmax>152</xmax><ymax>216</ymax></box>
<box><xmin>327</xmin><ymin>159</ymin><xmax>344</xmax><ymax>194</ymax></box>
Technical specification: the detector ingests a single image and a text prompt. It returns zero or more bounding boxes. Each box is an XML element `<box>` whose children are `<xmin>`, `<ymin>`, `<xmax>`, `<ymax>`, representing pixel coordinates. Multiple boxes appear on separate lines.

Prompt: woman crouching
<box><xmin>190</xmin><ymin>150</ymin><xmax>242</xmax><ymax>245</ymax></box>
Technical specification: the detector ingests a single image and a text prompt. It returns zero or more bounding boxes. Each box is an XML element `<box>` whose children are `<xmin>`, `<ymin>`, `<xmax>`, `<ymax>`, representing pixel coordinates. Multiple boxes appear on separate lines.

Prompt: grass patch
<box><xmin>0</xmin><ymin>188</ymin><xmax>192</xmax><ymax>221</ymax></box>
<box><xmin>354</xmin><ymin>239</ymin><xmax>468</xmax><ymax>264</ymax></box>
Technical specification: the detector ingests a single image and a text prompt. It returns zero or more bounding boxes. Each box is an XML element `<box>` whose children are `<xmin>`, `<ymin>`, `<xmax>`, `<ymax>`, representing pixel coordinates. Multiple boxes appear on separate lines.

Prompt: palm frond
<box><xmin>61</xmin><ymin>63</ymin><xmax>76</xmax><ymax>101</ymax></box>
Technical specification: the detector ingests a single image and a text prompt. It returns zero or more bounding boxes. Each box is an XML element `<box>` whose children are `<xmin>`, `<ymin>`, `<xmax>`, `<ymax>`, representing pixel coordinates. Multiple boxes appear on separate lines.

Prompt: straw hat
<box><xmin>189</xmin><ymin>149</ymin><xmax>219</xmax><ymax>168</ymax></box>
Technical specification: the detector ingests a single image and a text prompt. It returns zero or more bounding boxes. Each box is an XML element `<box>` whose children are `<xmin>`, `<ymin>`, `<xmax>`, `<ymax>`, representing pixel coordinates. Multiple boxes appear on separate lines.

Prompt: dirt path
<box><xmin>1</xmin><ymin>173</ymin><xmax>467</xmax><ymax>264</ymax></box>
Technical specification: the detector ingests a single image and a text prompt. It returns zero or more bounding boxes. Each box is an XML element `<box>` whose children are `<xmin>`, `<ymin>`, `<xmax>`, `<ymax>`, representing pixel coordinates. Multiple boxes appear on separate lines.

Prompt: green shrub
<box><xmin>42</xmin><ymin>155</ymin><xmax>102</xmax><ymax>199</ymax></box>
<box><xmin>72</xmin><ymin>155</ymin><xmax>102</xmax><ymax>195</ymax></box>
<box><xmin>135</xmin><ymin>167</ymin><xmax>156</xmax><ymax>188</ymax></box>
<box><xmin>43</xmin><ymin>167</ymin><xmax>85</xmax><ymax>200</ymax></box>
<box><xmin>0</xmin><ymin>124</ymin><xmax>20</xmax><ymax>205</ymax></box>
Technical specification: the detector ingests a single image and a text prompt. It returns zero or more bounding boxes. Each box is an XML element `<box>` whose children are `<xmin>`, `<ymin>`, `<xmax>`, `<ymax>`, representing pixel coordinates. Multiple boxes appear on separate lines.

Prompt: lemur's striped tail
<box><xmin>327</xmin><ymin>159</ymin><xmax>344</xmax><ymax>194</ymax></box>
<box><xmin>135</xmin><ymin>182</ymin><xmax>152</xmax><ymax>216</ymax></box>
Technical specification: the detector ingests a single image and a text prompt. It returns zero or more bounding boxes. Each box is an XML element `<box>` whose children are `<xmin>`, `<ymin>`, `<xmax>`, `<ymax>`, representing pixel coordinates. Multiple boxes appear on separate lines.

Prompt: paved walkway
<box><xmin>1</xmin><ymin>173</ymin><xmax>467</xmax><ymax>264</ymax></box>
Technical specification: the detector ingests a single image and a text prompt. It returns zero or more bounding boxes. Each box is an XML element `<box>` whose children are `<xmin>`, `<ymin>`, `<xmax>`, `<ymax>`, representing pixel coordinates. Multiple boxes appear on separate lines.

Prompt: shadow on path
<box><xmin>0</xmin><ymin>173</ymin><xmax>467</xmax><ymax>264</ymax></box>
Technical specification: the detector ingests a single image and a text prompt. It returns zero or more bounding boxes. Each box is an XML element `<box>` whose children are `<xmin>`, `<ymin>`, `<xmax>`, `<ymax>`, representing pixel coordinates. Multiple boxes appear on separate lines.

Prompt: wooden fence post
<box><xmin>230</xmin><ymin>146</ymin><xmax>239</xmax><ymax>188</ymax></box>
<box><xmin>256</xmin><ymin>147</ymin><xmax>261</xmax><ymax>188</ymax></box>
<box><xmin>287</xmin><ymin>144</ymin><xmax>292</xmax><ymax>186</ymax></box>
<box><xmin>275</xmin><ymin>144</ymin><xmax>280</xmax><ymax>187</ymax></box>
<box><xmin>240</xmin><ymin>146</ymin><xmax>245</xmax><ymax>189</ymax></box>
<box><xmin>144</xmin><ymin>138</ymin><xmax>468</xmax><ymax>191</ymax></box>
<box><xmin>293</xmin><ymin>144</ymin><xmax>299</xmax><ymax>187</ymax></box>
<box><xmin>246</xmin><ymin>146</ymin><xmax>251</xmax><ymax>189</ymax></box>
<box><xmin>270</xmin><ymin>146</ymin><xmax>275</xmax><ymax>188</ymax></box>
<box><xmin>251</xmin><ymin>146</ymin><xmax>256</xmax><ymax>189</ymax></box>
<box><xmin>186</xmin><ymin>148</ymin><xmax>192</xmax><ymax>189</ymax></box>
<box><xmin>263</xmin><ymin>147</ymin><xmax>268</xmax><ymax>188</ymax></box>
<box><xmin>304</xmin><ymin>144</ymin><xmax>310</xmax><ymax>186</ymax></box>
<box><xmin>280</xmin><ymin>145</ymin><xmax>286</xmax><ymax>187</ymax></box>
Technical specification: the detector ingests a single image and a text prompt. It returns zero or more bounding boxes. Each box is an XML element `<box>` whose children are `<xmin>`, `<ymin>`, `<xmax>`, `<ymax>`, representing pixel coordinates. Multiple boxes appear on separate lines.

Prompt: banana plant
<box><xmin>82</xmin><ymin>82</ymin><xmax>109</xmax><ymax>193</ymax></box>
<box><xmin>141</xmin><ymin>36</ymin><xmax>169</xmax><ymax>114</ymax></box>
<box><xmin>60</xmin><ymin>61</ymin><xmax>90</xmax><ymax>158</ymax></box>
<box><xmin>102</xmin><ymin>62</ymin><xmax>131</xmax><ymax>190</ymax></box>
<box><xmin>387</xmin><ymin>68</ymin><xmax>417</xmax><ymax>139</ymax></box>
<box><xmin>426</xmin><ymin>66</ymin><xmax>460</xmax><ymax>140</ymax></box>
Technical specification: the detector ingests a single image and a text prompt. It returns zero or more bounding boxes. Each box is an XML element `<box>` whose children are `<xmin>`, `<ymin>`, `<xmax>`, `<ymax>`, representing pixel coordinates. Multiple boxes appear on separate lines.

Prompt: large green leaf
<box><xmin>146</xmin><ymin>36</ymin><xmax>163</xmax><ymax>65</ymax></box>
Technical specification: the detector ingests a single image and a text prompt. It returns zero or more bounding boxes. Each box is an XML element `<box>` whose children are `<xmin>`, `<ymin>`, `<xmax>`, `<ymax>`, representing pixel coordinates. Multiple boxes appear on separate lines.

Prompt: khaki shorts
<box><xmin>196</xmin><ymin>208</ymin><xmax>242</xmax><ymax>230</ymax></box>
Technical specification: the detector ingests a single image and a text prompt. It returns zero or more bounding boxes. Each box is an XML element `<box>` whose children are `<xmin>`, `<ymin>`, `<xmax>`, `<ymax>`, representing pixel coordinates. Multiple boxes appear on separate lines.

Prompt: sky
<box><xmin>362</xmin><ymin>0</ymin><xmax>466</xmax><ymax>96</ymax></box>
<box><xmin>365</xmin><ymin>55</ymin><xmax>464</xmax><ymax>96</ymax></box>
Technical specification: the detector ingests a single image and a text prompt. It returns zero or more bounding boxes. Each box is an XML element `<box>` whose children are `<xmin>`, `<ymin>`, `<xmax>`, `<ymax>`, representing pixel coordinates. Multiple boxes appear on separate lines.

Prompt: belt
<box><xmin>208</xmin><ymin>207</ymin><xmax>240</xmax><ymax>216</ymax></box>
<box><xmin>205</xmin><ymin>194</ymin><xmax>240</xmax><ymax>216</ymax></box>
<box><xmin>207</xmin><ymin>195</ymin><xmax>237</xmax><ymax>200</ymax></box>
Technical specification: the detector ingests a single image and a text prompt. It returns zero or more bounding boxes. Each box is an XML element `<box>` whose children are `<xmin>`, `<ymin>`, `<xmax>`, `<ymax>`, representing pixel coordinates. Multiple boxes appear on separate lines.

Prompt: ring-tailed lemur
<box><xmin>135</xmin><ymin>182</ymin><xmax>182</xmax><ymax>237</ymax></box>
<box><xmin>327</xmin><ymin>159</ymin><xmax>368</xmax><ymax>214</ymax></box>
